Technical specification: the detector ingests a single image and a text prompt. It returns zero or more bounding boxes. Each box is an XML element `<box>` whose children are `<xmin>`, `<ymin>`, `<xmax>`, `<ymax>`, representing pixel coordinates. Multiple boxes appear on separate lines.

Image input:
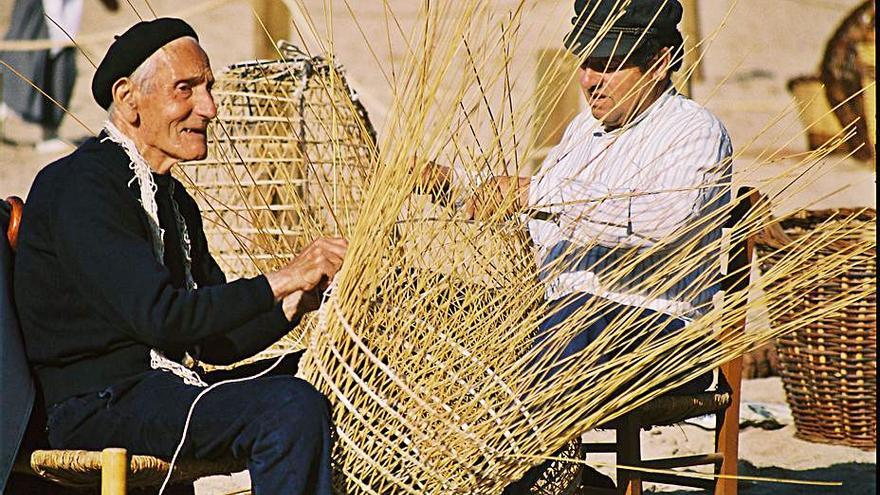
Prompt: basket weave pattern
<box><xmin>176</xmin><ymin>45</ymin><xmax>583</xmax><ymax>490</ymax></box>
<box><xmin>758</xmin><ymin>208</ymin><xmax>876</xmax><ymax>449</ymax></box>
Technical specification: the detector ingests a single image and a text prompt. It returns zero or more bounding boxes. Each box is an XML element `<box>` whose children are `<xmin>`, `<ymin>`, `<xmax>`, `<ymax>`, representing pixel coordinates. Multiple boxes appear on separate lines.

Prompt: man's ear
<box><xmin>111</xmin><ymin>78</ymin><xmax>138</xmax><ymax>125</ymax></box>
<box><xmin>649</xmin><ymin>47</ymin><xmax>672</xmax><ymax>83</ymax></box>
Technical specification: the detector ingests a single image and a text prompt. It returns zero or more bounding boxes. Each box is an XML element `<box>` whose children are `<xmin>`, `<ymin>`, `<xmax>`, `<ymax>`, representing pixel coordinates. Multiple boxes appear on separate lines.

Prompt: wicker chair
<box><xmin>580</xmin><ymin>187</ymin><xmax>760</xmax><ymax>495</ymax></box>
<box><xmin>2</xmin><ymin>196</ymin><xmax>246</xmax><ymax>494</ymax></box>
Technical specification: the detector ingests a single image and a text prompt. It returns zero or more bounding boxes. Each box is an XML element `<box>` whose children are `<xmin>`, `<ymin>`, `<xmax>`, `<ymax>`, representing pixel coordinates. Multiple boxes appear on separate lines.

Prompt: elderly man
<box><xmin>14</xmin><ymin>18</ymin><xmax>343</xmax><ymax>494</ymax></box>
<box><xmin>423</xmin><ymin>0</ymin><xmax>732</xmax><ymax>491</ymax></box>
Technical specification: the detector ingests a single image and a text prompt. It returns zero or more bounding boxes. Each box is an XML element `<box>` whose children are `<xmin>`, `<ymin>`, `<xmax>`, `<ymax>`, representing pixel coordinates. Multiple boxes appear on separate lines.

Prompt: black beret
<box><xmin>91</xmin><ymin>17</ymin><xmax>199</xmax><ymax>110</ymax></box>
<box><xmin>564</xmin><ymin>0</ymin><xmax>682</xmax><ymax>58</ymax></box>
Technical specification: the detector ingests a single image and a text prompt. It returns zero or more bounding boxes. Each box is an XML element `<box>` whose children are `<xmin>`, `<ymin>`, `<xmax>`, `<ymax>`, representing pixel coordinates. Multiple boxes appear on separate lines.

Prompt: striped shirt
<box><xmin>527</xmin><ymin>88</ymin><xmax>733</xmax><ymax>316</ymax></box>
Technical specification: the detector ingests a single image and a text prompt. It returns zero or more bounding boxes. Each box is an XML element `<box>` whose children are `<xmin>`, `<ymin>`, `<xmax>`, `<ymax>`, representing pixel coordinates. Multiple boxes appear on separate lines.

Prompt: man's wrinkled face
<box><xmin>577</xmin><ymin>55</ymin><xmax>654</xmax><ymax>129</ymax></box>
<box><xmin>135</xmin><ymin>37</ymin><xmax>216</xmax><ymax>168</ymax></box>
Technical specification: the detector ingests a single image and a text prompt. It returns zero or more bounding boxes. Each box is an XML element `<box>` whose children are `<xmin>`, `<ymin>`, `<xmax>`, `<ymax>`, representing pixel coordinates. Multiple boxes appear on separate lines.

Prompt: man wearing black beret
<box><xmin>14</xmin><ymin>18</ymin><xmax>345</xmax><ymax>494</ymax></box>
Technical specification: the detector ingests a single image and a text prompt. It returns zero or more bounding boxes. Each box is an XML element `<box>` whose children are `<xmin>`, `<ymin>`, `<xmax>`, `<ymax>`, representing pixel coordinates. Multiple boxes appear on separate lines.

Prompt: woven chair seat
<box><xmin>603</xmin><ymin>391</ymin><xmax>732</xmax><ymax>429</ymax></box>
<box><xmin>21</xmin><ymin>450</ymin><xmax>246</xmax><ymax>489</ymax></box>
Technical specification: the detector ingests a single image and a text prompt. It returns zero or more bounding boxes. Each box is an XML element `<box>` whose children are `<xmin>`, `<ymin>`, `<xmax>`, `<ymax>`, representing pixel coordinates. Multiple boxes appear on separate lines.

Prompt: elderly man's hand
<box><xmin>281</xmin><ymin>289</ymin><xmax>322</xmax><ymax>321</ymax></box>
<box><xmin>462</xmin><ymin>176</ymin><xmax>531</xmax><ymax>220</ymax></box>
<box><xmin>265</xmin><ymin>237</ymin><xmax>348</xmax><ymax>303</ymax></box>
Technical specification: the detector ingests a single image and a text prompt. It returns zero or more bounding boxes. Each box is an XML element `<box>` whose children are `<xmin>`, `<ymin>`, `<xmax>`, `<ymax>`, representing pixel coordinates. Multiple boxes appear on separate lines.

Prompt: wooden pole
<box><xmin>101</xmin><ymin>448</ymin><xmax>127</xmax><ymax>495</ymax></box>
<box><xmin>531</xmin><ymin>49</ymin><xmax>582</xmax><ymax>172</ymax></box>
<box><xmin>675</xmin><ymin>0</ymin><xmax>701</xmax><ymax>97</ymax></box>
<box><xmin>253</xmin><ymin>0</ymin><xmax>291</xmax><ymax>59</ymax></box>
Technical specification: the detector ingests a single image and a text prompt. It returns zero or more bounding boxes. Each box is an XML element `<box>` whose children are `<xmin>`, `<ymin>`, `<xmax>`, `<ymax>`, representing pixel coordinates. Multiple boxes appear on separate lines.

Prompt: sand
<box><xmin>193</xmin><ymin>376</ymin><xmax>877</xmax><ymax>494</ymax></box>
<box><xmin>1</xmin><ymin>0</ymin><xmax>875</xmax><ymax>493</ymax></box>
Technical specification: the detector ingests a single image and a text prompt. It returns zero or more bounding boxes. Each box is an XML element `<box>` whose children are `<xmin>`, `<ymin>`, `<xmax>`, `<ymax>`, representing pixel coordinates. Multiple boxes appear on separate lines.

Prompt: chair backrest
<box><xmin>1</xmin><ymin>195</ymin><xmax>37</xmax><ymax>493</ymax></box>
<box><xmin>720</xmin><ymin>187</ymin><xmax>761</xmax><ymax>309</ymax></box>
<box><xmin>4</xmin><ymin>196</ymin><xmax>23</xmax><ymax>251</ymax></box>
<box><xmin>709</xmin><ymin>186</ymin><xmax>764</xmax><ymax>495</ymax></box>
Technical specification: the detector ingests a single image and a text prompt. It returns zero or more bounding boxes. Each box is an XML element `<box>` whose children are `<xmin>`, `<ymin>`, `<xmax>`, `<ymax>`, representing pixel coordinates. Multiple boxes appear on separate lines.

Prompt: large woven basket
<box><xmin>757</xmin><ymin>208</ymin><xmax>876</xmax><ymax>449</ymax></box>
<box><xmin>178</xmin><ymin>42</ymin><xmax>377</xmax><ymax>279</ymax></box>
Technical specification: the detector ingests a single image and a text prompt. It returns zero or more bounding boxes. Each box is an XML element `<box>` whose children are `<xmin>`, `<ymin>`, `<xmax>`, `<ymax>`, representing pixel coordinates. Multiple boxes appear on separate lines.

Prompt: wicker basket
<box><xmin>820</xmin><ymin>0</ymin><xmax>874</xmax><ymax>161</ymax></box>
<box><xmin>757</xmin><ymin>208</ymin><xmax>876</xmax><ymax>449</ymax></box>
<box><xmin>178</xmin><ymin>42</ymin><xmax>377</xmax><ymax>279</ymax></box>
<box><xmin>786</xmin><ymin>76</ymin><xmax>848</xmax><ymax>153</ymax></box>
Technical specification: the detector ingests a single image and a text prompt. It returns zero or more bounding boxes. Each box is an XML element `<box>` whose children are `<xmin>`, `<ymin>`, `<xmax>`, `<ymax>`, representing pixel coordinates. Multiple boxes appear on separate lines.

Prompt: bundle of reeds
<box><xmin>180</xmin><ymin>0</ymin><xmax>876</xmax><ymax>492</ymax></box>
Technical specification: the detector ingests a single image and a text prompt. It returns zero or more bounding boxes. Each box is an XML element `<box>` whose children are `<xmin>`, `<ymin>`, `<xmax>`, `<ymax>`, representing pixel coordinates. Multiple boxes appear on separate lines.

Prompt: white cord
<box><xmin>157</xmin><ymin>283</ymin><xmax>337</xmax><ymax>495</ymax></box>
<box><xmin>156</xmin><ymin>352</ymin><xmax>289</xmax><ymax>494</ymax></box>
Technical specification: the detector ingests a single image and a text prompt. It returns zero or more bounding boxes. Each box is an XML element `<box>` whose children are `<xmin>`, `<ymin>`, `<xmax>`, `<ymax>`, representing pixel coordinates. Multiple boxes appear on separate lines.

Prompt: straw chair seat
<box><xmin>16</xmin><ymin>449</ymin><xmax>245</xmax><ymax>489</ymax></box>
<box><xmin>603</xmin><ymin>391</ymin><xmax>732</xmax><ymax>430</ymax></box>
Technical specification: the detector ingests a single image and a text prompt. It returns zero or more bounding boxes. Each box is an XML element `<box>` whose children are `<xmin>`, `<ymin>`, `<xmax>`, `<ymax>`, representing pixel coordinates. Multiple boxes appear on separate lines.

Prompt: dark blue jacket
<box><xmin>15</xmin><ymin>135</ymin><xmax>295</xmax><ymax>408</ymax></box>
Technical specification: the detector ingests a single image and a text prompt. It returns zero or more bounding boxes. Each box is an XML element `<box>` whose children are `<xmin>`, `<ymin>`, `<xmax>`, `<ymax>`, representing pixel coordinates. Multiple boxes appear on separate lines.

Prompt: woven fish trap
<box><xmin>756</xmin><ymin>208</ymin><xmax>876</xmax><ymax>449</ymax></box>
<box><xmin>395</xmin><ymin>203</ymin><xmax>536</xmax><ymax>288</ymax></box>
<box><xmin>178</xmin><ymin>42</ymin><xmax>377</xmax><ymax>279</ymax></box>
<box><xmin>299</xmin><ymin>218</ymin><xmax>583</xmax><ymax>494</ymax></box>
<box><xmin>305</xmin><ymin>299</ymin><xmax>571</xmax><ymax>494</ymax></box>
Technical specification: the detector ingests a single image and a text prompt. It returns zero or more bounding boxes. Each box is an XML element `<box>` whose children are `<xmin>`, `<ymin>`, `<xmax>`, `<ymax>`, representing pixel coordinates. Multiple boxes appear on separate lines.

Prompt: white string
<box><xmin>156</xmin><ymin>354</ymin><xmax>288</xmax><ymax>494</ymax></box>
<box><xmin>157</xmin><ymin>284</ymin><xmax>338</xmax><ymax>494</ymax></box>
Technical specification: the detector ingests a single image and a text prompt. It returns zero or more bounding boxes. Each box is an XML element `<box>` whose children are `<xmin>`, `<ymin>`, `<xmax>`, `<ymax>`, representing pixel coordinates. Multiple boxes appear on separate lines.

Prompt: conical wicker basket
<box><xmin>178</xmin><ymin>42</ymin><xmax>377</xmax><ymax>279</ymax></box>
<box><xmin>757</xmin><ymin>208</ymin><xmax>876</xmax><ymax>449</ymax></box>
<box><xmin>299</xmin><ymin>214</ymin><xmax>586</xmax><ymax>493</ymax></box>
<box><xmin>786</xmin><ymin>75</ymin><xmax>848</xmax><ymax>153</ymax></box>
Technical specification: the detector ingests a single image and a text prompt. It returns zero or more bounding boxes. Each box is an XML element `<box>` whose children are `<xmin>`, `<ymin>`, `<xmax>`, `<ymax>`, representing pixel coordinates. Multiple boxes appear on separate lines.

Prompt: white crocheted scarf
<box><xmin>102</xmin><ymin>121</ymin><xmax>207</xmax><ymax>387</ymax></box>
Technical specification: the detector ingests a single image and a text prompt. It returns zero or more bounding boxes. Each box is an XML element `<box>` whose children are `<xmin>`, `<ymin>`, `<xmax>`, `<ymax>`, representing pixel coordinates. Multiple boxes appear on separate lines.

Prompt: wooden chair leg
<box><xmin>616</xmin><ymin>416</ymin><xmax>642</xmax><ymax>495</ymax></box>
<box><xmin>716</xmin><ymin>357</ymin><xmax>742</xmax><ymax>495</ymax></box>
<box><xmin>101</xmin><ymin>448</ymin><xmax>127</xmax><ymax>495</ymax></box>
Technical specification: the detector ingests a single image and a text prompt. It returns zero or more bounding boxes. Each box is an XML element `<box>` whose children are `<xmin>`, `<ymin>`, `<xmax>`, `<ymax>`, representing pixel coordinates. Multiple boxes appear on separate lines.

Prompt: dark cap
<box><xmin>91</xmin><ymin>17</ymin><xmax>198</xmax><ymax>110</ymax></box>
<box><xmin>564</xmin><ymin>0</ymin><xmax>683</xmax><ymax>58</ymax></box>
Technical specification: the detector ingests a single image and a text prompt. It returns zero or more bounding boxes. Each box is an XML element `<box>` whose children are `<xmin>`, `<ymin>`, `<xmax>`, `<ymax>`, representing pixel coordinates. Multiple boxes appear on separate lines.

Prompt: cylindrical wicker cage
<box><xmin>757</xmin><ymin>208</ymin><xmax>876</xmax><ymax>449</ymax></box>
<box><xmin>178</xmin><ymin>42</ymin><xmax>377</xmax><ymax>279</ymax></box>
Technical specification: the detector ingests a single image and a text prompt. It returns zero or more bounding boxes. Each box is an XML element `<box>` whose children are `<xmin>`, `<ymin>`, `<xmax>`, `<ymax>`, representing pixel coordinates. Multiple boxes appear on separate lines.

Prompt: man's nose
<box><xmin>195</xmin><ymin>87</ymin><xmax>217</xmax><ymax>120</ymax></box>
<box><xmin>579</xmin><ymin>67</ymin><xmax>604</xmax><ymax>90</ymax></box>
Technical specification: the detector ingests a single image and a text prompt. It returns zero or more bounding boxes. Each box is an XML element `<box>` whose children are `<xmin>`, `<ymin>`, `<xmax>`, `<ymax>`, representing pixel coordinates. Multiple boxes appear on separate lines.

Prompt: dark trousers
<box><xmin>503</xmin><ymin>293</ymin><xmax>713</xmax><ymax>494</ymax></box>
<box><xmin>45</xmin><ymin>361</ymin><xmax>333</xmax><ymax>495</ymax></box>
